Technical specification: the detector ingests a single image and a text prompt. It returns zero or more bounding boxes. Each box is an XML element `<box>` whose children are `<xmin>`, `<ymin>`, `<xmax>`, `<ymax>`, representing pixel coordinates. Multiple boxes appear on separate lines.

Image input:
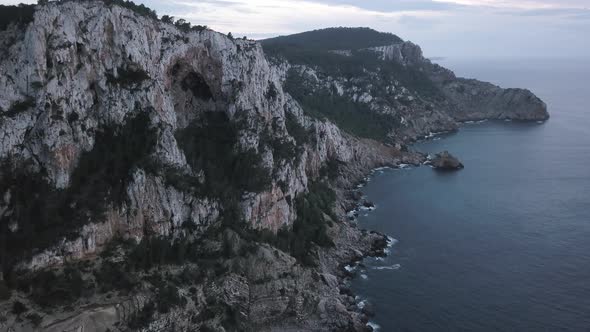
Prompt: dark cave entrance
<box><xmin>168</xmin><ymin>59</ymin><xmax>224</xmax><ymax>128</ymax></box>
<box><xmin>180</xmin><ymin>71</ymin><xmax>214</xmax><ymax>101</ymax></box>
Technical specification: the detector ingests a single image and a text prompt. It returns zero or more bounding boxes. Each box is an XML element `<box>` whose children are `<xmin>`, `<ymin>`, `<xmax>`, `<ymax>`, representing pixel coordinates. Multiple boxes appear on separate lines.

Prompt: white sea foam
<box><xmin>383</xmin><ymin>237</ymin><xmax>397</xmax><ymax>255</ymax></box>
<box><xmin>373</xmin><ymin>264</ymin><xmax>401</xmax><ymax>270</ymax></box>
<box><xmin>387</xmin><ymin>236</ymin><xmax>398</xmax><ymax>247</ymax></box>
<box><xmin>367</xmin><ymin>321</ymin><xmax>380</xmax><ymax>331</ymax></box>
<box><xmin>357</xmin><ymin>300</ymin><xmax>367</xmax><ymax>309</ymax></box>
<box><xmin>397</xmin><ymin>163</ymin><xmax>411</xmax><ymax>169</ymax></box>
<box><xmin>373</xmin><ymin>166</ymin><xmax>391</xmax><ymax>172</ymax></box>
<box><xmin>360</xmin><ymin>274</ymin><xmax>368</xmax><ymax>280</ymax></box>
<box><xmin>344</xmin><ymin>264</ymin><xmax>356</xmax><ymax>272</ymax></box>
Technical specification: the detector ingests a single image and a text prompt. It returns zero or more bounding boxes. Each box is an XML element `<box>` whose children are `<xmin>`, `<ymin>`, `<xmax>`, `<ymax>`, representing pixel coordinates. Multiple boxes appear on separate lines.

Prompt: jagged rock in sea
<box><xmin>429</xmin><ymin>151</ymin><xmax>464</xmax><ymax>170</ymax></box>
<box><xmin>0</xmin><ymin>6</ymin><xmax>548</xmax><ymax>332</ymax></box>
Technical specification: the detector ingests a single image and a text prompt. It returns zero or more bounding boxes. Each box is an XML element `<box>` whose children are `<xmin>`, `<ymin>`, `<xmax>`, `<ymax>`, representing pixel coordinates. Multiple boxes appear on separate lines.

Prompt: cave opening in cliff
<box><xmin>169</xmin><ymin>61</ymin><xmax>222</xmax><ymax>128</ymax></box>
<box><xmin>180</xmin><ymin>71</ymin><xmax>214</xmax><ymax>101</ymax></box>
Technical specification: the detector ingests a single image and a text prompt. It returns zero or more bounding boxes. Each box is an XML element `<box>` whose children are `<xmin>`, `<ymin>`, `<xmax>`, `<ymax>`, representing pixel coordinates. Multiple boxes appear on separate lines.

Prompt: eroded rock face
<box><xmin>368</xmin><ymin>41</ymin><xmax>424</xmax><ymax>66</ymax></box>
<box><xmin>0</xmin><ymin>1</ymin><xmax>405</xmax><ymax>274</ymax></box>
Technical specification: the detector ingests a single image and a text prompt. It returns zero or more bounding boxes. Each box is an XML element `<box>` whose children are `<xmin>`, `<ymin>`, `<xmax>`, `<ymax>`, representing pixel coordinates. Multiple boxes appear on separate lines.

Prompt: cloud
<box><xmin>432</xmin><ymin>0</ymin><xmax>589</xmax><ymax>10</ymax></box>
<box><xmin>0</xmin><ymin>0</ymin><xmax>587</xmax><ymax>57</ymax></box>
<box><xmin>505</xmin><ymin>7</ymin><xmax>590</xmax><ymax>20</ymax></box>
<box><xmin>168</xmin><ymin>0</ymin><xmax>446</xmax><ymax>37</ymax></box>
<box><xmin>291</xmin><ymin>0</ymin><xmax>463</xmax><ymax>12</ymax></box>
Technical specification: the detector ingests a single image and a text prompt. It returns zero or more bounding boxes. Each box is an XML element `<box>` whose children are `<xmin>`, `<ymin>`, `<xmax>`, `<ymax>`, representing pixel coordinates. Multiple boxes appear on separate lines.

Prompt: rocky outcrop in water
<box><xmin>429</xmin><ymin>151</ymin><xmax>464</xmax><ymax>170</ymax></box>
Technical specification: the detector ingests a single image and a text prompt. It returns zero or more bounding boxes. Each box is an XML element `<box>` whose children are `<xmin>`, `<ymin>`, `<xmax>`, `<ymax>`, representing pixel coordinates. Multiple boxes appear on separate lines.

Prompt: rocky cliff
<box><xmin>369</xmin><ymin>42</ymin><xmax>549</xmax><ymax>122</ymax></box>
<box><xmin>263</xmin><ymin>28</ymin><xmax>549</xmax><ymax>144</ymax></box>
<box><xmin>0</xmin><ymin>2</ymin><xmax>414</xmax><ymax>331</ymax></box>
<box><xmin>0</xmin><ymin>5</ymin><xmax>548</xmax><ymax>332</ymax></box>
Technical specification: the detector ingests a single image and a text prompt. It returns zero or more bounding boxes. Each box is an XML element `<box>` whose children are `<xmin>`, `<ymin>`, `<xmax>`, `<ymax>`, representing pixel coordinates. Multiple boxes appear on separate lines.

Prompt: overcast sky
<box><xmin>3</xmin><ymin>0</ymin><xmax>589</xmax><ymax>57</ymax></box>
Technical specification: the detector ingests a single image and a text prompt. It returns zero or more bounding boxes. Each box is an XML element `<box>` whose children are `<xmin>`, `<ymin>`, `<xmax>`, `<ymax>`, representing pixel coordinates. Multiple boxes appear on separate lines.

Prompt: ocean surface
<box><xmin>351</xmin><ymin>58</ymin><xmax>590</xmax><ymax>331</ymax></box>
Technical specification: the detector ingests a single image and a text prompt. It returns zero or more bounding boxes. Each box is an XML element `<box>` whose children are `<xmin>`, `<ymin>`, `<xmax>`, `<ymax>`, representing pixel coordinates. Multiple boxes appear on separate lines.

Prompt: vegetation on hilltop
<box><xmin>262</xmin><ymin>27</ymin><xmax>402</xmax><ymax>54</ymax></box>
<box><xmin>285</xmin><ymin>68</ymin><xmax>394</xmax><ymax>141</ymax></box>
<box><xmin>261</xmin><ymin>28</ymin><xmax>404</xmax><ymax>72</ymax></box>
<box><xmin>0</xmin><ymin>0</ymin><xmax>208</xmax><ymax>33</ymax></box>
<box><xmin>262</xmin><ymin>28</ymin><xmax>445</xmax><ymax>142</ymax></box>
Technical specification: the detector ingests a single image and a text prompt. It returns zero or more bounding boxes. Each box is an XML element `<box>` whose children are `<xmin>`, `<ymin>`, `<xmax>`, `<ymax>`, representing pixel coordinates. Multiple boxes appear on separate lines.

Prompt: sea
<box><xmin>350</xmin><ymin>57</ymin><xmax>590</xmax><ymax>331</ymax></box>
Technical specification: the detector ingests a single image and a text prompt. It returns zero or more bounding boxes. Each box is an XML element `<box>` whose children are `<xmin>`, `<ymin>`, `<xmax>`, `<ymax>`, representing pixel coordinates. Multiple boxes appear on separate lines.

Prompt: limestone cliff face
<box><xmin>0</xmin><ymin>2</ymin><xmax>402</xmax><ymax>273</ymax></box>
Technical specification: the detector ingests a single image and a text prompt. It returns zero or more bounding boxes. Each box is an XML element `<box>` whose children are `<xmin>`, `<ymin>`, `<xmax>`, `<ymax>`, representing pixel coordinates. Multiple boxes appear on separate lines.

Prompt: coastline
<box><xmin>314</xmin><ymin>153</ymin><xmax>426</xmax><ymax>331</ymax></box>
<box><xmin>337</xmin><ymin>118</ymin><xmax>553</xmax><ymax>331</ymax></box>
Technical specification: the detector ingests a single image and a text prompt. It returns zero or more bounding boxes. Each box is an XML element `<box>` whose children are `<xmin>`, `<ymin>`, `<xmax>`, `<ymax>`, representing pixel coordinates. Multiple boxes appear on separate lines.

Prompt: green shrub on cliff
<box><xmin>285</xmin><ymin>111</ymin><xmax>309</xmax><ymax>145</ymax></box>
<box><xmin>285</xmin><ymin>69</ymin><xmax>393</xmax><ymax>141</ymax></box>
<box><xmin>4</xmin><ymin>97</ymin><xmax>36</xmax><ymax>117</ymax></box>
<box><xmin>127</xmin><ymin>236</ymin><xmax>200</xmax><ymax>270</ymax></box>
<box><xmin>174</xmin><ymin>112</ymin><xmax>271</xmax><ymax>196</ymax></box>
<box><xmin>11</xmin><ymin>266</ymin><xmax>92</xmax><ymax>308</ymax></box>
<box><xmin>128</xmin><ymin>301</ymin><xmax>155</xmax><ymax>329</ymax></box>
<box><xmin>0</xmin><ymin>4</ymin><xmax>35</xmax><ymax>31</ymax></box>
<box><xmin>156</xmin><ymin>284</ymin><xmax>185</xmax><ymax>313</ymax></box>
<box><xmin>106</xmin><ymin>66</ymin><xmax>150</xmax><ymax>88</ymax></box>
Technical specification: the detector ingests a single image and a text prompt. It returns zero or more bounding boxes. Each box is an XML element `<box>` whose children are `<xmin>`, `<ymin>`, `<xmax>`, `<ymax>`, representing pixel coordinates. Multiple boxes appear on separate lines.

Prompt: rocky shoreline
<box><xmin>310</xmin><ymin>153</ymin><xmax>427</xmax><ymax>331</ymax></box>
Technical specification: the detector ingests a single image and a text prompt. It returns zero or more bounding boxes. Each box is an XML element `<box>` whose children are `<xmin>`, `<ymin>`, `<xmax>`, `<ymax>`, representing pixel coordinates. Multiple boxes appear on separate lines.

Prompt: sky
<box><xmin>3</xmin><ymin>0</ymin><xmax>589</xmax><ymax>57</ymax></box>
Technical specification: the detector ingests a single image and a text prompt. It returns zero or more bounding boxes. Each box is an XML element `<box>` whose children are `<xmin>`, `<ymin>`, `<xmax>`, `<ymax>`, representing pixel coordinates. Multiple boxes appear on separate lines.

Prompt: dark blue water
<box><xmin>351</xmin><ymin>58</ymin><xmax>590</xmax><ymax>331</ymax></box>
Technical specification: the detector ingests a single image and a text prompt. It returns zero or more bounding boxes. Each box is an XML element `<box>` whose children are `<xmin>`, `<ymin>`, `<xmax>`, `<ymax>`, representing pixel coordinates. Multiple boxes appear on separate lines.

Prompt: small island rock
<box><xmin>430</xmin><ymin>151</ymin><xmax>464</xmax><ymax>170</ymax></box>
